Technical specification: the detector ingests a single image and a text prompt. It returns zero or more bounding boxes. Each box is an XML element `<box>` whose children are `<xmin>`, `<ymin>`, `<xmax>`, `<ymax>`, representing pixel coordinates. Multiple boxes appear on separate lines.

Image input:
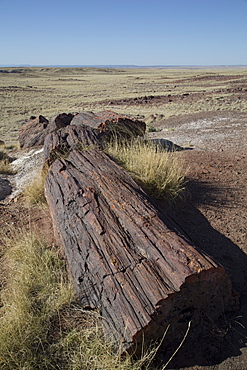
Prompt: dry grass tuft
<box><xmin>0</xmin><ymin>151</ymin><xmax>16</xmax><ymax>175</ymax></box>
<box><xmin>0</xmin><ymin>231</ymin><xmax>74</xmax><ymax>369</ymax></box>
<box><xmin>0</xmin><ymin>227</ymin><xmax>163</xmax><ymax>369</ymax></box>
<box><xmin>22</xmin><ymin>167</ymin><xmax>48</xmax><ymax>206</ymax></box>
<box><xmin>0</xmin><ymin>160</ymin><xmax>15</xmax><ymax>175</ymax></box>
<box><xmin>106</xmin><ymin>138</ymin><xmax>186</xmax><ymax>202</ymax></box>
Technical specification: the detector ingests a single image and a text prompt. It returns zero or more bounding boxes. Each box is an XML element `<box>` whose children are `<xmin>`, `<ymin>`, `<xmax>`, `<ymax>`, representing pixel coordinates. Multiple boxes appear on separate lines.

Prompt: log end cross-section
<box><xmin>45</xmin><ymin>148</ymin><xmax>238</xmax><ymax>356</ymax></box>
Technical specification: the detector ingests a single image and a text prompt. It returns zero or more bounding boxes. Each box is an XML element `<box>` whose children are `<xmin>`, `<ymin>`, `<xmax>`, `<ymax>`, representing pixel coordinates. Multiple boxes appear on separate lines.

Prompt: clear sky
<box><xmin>0</xmin><ymin>0</ymin><xmax>246</xmax><ymax>66</ymax></box>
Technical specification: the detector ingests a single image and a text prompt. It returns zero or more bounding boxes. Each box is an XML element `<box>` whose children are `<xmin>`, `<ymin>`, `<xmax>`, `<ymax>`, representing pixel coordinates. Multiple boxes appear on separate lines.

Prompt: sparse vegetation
<box><xmin>146</xmin><ymin>124</ymin><xmax>162</xmax><ymax>133</ymax></box>
<box><xmin>1</xmin><ymin>67</ymin><xmax>247</xmax><ymax>144</ymax></box>
<box><xmin>106</xmin><ymin>138</ymin><xmax>186</xmax><ymax>202</ymax></box>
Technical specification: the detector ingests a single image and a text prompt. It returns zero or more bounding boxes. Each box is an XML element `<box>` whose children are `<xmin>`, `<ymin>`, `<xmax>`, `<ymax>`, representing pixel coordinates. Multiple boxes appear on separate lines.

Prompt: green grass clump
<box><xmin>106</xmin><ymin>139</ymin><xmax>186</xmax><ymax>202</ymax></box>
<box><xmin>146</xmin><ymin>124</ymin><xmax>162</xmax><ymax>133</ymax></box>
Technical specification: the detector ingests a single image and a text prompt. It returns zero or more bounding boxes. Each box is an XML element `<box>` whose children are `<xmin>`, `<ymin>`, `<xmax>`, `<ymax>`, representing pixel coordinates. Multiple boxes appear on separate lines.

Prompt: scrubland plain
<box><xmin>0</xmin><ymin>67</ymin><xmax>247</xmax><ymax>370</ymax></box>
<box><xmin>1</xmin><ymin>66</ymin><xmax>247</xmax><ymax>144</ymax></box>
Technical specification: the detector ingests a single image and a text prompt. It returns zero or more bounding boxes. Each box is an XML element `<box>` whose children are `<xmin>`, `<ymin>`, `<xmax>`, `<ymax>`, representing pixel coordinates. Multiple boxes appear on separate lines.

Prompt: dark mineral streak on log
<box><xmin>45</xmin><ymin>148</ymin><xmax>238</xmax><ymax>356</ymax></box>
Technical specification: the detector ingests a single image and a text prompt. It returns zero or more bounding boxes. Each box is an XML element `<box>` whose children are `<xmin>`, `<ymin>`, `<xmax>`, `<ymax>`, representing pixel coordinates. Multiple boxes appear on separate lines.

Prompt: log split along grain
<box><xmin>44</xmin><ymin>141</ymin><xmax>238</xmax><ymax>355</ymax></box>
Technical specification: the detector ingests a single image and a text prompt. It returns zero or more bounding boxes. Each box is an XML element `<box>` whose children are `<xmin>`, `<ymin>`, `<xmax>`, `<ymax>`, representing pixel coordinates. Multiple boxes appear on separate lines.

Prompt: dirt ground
<box><xmin>150</xmin><ymin>110</ymin><xmax>247</xmax><ymax>369</ymax></box>
<box><xmin>0</xmin><ymin>109</ymin><xmax>246</xmax><ymax>369</ymax></box>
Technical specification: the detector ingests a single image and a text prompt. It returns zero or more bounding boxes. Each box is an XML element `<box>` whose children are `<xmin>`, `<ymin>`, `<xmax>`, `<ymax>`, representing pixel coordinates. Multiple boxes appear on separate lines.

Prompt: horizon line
<box><xmin>1</xmin><ymin>64</ymin><xmax>247</xmax><ymax>69</ymax></box>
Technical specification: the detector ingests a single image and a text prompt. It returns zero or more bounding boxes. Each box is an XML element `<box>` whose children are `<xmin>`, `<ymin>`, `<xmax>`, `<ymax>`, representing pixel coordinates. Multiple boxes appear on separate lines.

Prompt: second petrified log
<box><xmin>19</xmin><ymin>110</ymin><xmax>146</xmax><ymax>149</ymax></box>
<box><xmin>44</xmin><ymin>145</ymin><xmax>238</xmax><ymax>356</ymax></box>
<box><xmin>70</xmin><ymin>111</ymin><xmax>146</xmax><ymax>140</ymax></box>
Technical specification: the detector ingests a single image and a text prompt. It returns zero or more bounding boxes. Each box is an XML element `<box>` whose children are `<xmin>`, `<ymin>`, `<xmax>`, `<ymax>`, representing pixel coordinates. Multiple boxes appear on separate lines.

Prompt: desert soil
<box><xmin>0</xmin><ymin>109</ymin><xmax>247</xmax><ymax>369</ymax></box>
<box><xmin>150</xmin><ymin>110</ymin><xmax>247</xmax><ymax>369</ymax></box>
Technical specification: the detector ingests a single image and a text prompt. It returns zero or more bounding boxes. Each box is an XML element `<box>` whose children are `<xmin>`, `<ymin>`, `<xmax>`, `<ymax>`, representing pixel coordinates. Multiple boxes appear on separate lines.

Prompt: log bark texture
<box><xmin>19</xmin><ymin>113</ymin><xmax>74</xmax><ymax>149</ymax></box>
<box><xmin>70</xmin><ymin>111</ymin><xmax>146</xmax><ymax>139</ymax></box>
<box><xmin>43</xmin><ymin>124</ymin><xmax>102</xmax><ymax>164</ymax></box>
<box><xmin>43</xmin><ymin>112</ymin><xmax>146</xmax><ymax>165</ymax></box>
<box><xmin>44</xmin><ymin>146</ymin><xmax>238</xmax><ymax>355</ymax></box>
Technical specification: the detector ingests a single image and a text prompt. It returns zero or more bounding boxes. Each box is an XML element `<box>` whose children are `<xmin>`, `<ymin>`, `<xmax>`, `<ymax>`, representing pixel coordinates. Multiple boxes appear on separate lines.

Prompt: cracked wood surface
<box><xmin>43</xmin><ymin>123</ymin><xmax>102</xmax><ymax>164</ymax></box>
<box><xmin>45</xmin><ymin>148</ymin><xmax>238</xmax><ymax>355</ymax></box>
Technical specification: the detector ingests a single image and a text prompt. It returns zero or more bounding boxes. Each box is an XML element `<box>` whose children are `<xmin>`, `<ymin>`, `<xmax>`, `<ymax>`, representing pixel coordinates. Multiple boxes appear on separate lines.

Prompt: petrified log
<box><xmin>19</xmin><ymin>110</ymin><xmax>145</xmax><ymax>149</ymax></box>
<box><xmin>69</xmin><ymin>111</ymin><xmax>102</xmax><ymax>128</ymax></box>
<box><xmin>44</xmin><ymin>147</ymin><xmax>238</xmax><ymax>356</ymax></box>
<box><xmin>43</xmin><ymin>113</ymin><xmax>146</xmax><ymax>165</ymax></box>
<box><xmin>97</xmin><ymin>110</ymin><xmax>146</xmax><ymax>140</ymax></box>
<box><xmin>43</xmin><ymin>124</ymin><xmax>102</xmax><ymax>165</ymax></box>
<box><xmin>71</xmin><ymin>110</ymin><xmax>146</xmax><ymax>140</ymax></box>
<box><xmin>54</xmin><ymin>113</ymin><xmax>74</xmax><ymax>129</ymax></box>
<box><xmin>19</xmin><ymin>115</ymin><xmax>49</xmax><ymax>148</ymax></box>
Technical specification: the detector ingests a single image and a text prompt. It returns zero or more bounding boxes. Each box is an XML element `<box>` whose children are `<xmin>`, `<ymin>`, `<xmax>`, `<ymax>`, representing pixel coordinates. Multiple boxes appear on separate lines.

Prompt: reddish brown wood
<box><xmin>19</xmin><ymin>110</ymin><xmax>145</xmax><ymax>149</ymax></box>
<box><xmin>43</xmin><ymin>124</ymin><xmax>102</xmax><ymax>164</ymax></box>
<box><xmin>43</xmin><ymin>112</ymin><xmax>146</xmax><ymax>165</ymax></box>
<box><xmin>44</xmin><ymin>146</ymin><xmax>238</xmax><ymax>356</ymax></box>
<box><xmin>19</xmin><ymin>113</ymin><xmax>74</xmax><ymax>149</ymax></box>
<box><xmin>71</xmin><ymin>110</ymin><xmax>146</xmax><ymax>139</ymax></box>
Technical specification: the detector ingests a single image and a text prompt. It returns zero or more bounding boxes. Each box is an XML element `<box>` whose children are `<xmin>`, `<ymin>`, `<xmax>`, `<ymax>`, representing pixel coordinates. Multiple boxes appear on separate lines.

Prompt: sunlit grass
<box><xmin>0</xmin><ymin>160</ymin><xmax>15</xmax><ymax>175</ymax></box>
<box><xmin>0</xmin><ymin>231</ymin><xmax>74</xmax><ymax>369</ymax></box>
<box><xmin>22</xmin><ymin>168</ymin><xmax>47</xmax><ymax>206</ymax></box>
<box><xmin>0</xmin><ymin>227</ymin><xmax>164</xmax><ymax>369</ymax></box>
<box><xmin>0</xmin><ymin>151</ymin><xmax>16</xmax><ymax>175</ymax></box>
<box><xmin>106</xmin><ymin>138</ymin><xmax>186</xmax><ymax>202</ymax></box>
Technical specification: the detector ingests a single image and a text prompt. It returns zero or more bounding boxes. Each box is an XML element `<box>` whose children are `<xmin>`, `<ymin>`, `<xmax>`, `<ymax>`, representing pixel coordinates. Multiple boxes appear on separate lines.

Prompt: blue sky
<box><xmin>0</xmin><ymin>0</ymin><xmax>246</xmax><ymax>66</ymax></box>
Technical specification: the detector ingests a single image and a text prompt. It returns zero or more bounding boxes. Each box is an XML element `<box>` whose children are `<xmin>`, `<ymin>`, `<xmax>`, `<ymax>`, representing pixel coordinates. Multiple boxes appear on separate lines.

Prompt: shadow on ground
<box><xmin>153</xmin><ymin>179</ymin><xmax>247</xmax><ymax>368</ymax></box>
<box><xmin>0</xmin><ymin>179</ymin><xmax>12</xmax><ymax>201</ymax></box>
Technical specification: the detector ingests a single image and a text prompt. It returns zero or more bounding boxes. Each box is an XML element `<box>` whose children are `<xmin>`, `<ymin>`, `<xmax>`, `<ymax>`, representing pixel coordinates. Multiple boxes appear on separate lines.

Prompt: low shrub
<box><xmin>146</xmin><ymin>124</ymin><xmax>162</xmax><ymax>133</ymax></box>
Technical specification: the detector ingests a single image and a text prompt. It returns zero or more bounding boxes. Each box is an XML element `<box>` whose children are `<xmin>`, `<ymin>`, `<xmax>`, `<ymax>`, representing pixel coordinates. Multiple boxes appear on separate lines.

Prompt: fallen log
<box><xmin>43</xmin><ymin>112</ymin><xmax>146</xmax><ymax>165</ymax></box>
<box><xmin>43</xmin><ymin>124</ymin><xmax>102</xmax><ymax>165</ymax></box>
<box><xmin>71</xmin><ymin>110</ymin><xmax>146</xmax><ymax>140</ymax></box>
<box><xmin>19</xmin><ymin>110</ymin><xmax>145</xmax><ymax>149</ymax></box>
<box><xmin>44</xmin><ymin>146</ymin><xmax>238</xmax><ymax>356</ymax></box>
